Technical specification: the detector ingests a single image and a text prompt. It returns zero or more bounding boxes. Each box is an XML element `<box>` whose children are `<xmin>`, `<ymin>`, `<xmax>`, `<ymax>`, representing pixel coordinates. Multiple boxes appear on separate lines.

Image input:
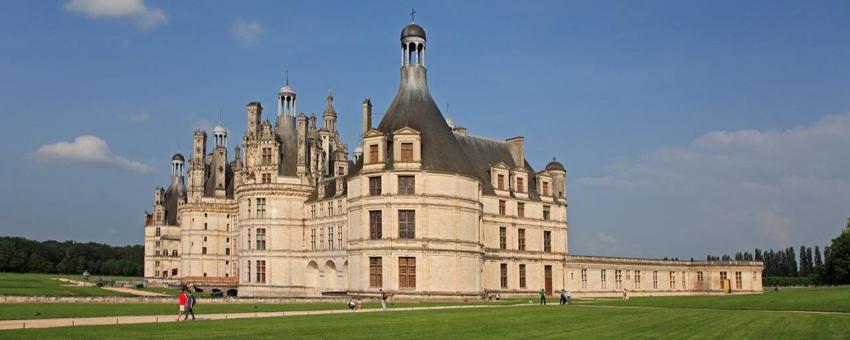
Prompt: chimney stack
<box><xmin>362</xmin><ymin>99</ymin><xmax>372</xmax><ymax>135</ymax></box>
<box><xmin>506</xmin><ymin>136</ymin><xmax>525</xmax><ymax>168</ymax></box>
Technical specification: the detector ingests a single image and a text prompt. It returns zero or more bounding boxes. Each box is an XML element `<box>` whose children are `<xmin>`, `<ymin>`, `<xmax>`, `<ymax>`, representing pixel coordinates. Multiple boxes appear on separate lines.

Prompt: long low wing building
<box><xmin>143</xmin><ymin>22</ymin><xmax>763</xmax><ymax>298</ymax></box>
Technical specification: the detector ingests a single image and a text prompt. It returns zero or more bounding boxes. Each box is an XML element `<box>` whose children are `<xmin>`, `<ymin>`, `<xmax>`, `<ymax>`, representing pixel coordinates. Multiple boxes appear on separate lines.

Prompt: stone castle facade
<box><xmin>144</xmin><ymin>23</ymin><xmax>763</xmax><ymax>298</ymax></box>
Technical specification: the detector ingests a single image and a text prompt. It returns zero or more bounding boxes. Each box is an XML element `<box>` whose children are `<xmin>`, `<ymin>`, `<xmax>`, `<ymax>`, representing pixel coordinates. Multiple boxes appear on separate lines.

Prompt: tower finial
<box><xmin>410</xmin><ymin>8</ymin><xmax>416</xmax><ymax>23</ymax></box>
<box><xmin>285</xmin><ymin>69</ymin><xmax>289</xmax><ymax>85</ymax></box>
<box><xmin>218</xmin><ymin>109</ymin><xmax>222</xmax><ymax>123</ymax></box>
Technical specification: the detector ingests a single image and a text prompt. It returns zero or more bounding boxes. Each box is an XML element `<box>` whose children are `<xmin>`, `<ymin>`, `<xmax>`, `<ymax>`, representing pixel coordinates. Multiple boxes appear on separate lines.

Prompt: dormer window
<box><xmin>542</xmin><ymin>181</ymin><xmax>549</xmax><ymax>196</ymax></box>
<box><xmin>400</xmin><ymin>143</ymin><xmax>414</xmax><ymax>162</ymax></box>
<box><xmin>392</xmin><ymin>127</ymin><xmax>421</xmax><ymax>168</ymax></box>
<box><xmin>517</xmin><ymin>177</ymin><xmax>525</xmax><ymax>193</ymax></box>
<box><xmin>369</xmin><ymin>144</ymin><xmax>379</xmax><ymax>164</ymax></box>
<box><xmin>497</xmin><ymin>174</ymin><xmax>505</xmax><ymax>190</ymax></box>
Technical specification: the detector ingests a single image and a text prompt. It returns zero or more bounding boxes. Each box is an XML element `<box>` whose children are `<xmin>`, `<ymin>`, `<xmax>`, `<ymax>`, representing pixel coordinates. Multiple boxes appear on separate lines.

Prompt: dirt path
<box><xmin>101</xmin><ymin>287</ymin><xmax>168</xmax><ymax>297</ymax></box>
<box><xmin>0</xmin><ymin>304</ymin><xmax>525</xmax><ymax>330</ymax></box>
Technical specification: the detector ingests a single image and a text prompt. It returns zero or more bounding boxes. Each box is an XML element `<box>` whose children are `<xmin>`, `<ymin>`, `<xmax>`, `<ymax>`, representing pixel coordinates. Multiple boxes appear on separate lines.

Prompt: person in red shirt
<box><xmin>177</xmin><ymin>289</ymin><xmax>187</xmax><ymax>321</ymax></box>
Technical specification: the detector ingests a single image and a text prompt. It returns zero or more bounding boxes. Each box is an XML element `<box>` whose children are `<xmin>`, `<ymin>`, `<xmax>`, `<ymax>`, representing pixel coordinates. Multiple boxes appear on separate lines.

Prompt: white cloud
<box><xmin>597</xmin><ymin>233</ymin><xmax>619</xmax><ymax>244</ymax></box>
<box><xmin>125</xmin><ymin>112</ymin><xmax>151</xmax><ymax>123</ymax></box>
<box><xmin>30</xmin><ymin>135</ymin><xmax>154</xmax><ymax>174</ymax></box>
<box><xmin>64</xmin><ymin>0</ymin><xmax>167</xmax><ymax>31</ymax></box>
<box><xmin>231</xmin><ymin>18</ymin><xmax>264</xmax><ymax>43</ymax></box>
<box><xmin>574</xmin><ymin>112</ymin><xmax>850</xmax><ymax>256</ymax></box>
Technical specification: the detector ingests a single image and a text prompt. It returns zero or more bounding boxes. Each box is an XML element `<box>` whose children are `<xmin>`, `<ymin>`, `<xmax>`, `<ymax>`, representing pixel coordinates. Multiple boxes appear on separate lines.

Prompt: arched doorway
<box><xmin>324</xmin><ymin>260</ymin><xmax>338</xmax><ymax>291</ymax></box>
<box><xmin>306</xmin><ymin>261</ymin><xmax>320</xmax><ymax>295</ymax></box>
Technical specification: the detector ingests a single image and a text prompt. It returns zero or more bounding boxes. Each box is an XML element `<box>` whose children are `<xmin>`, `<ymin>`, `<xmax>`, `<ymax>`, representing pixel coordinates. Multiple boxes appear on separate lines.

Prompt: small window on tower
<box><xmin>400</xmin><ymin>142</ymin><xmax>414</xmax><ymax>162</ymax></box>
<box><xmin>369</xmin><ymin>144</ymin><xmax>379</xmax><ymax>164</ymax></box>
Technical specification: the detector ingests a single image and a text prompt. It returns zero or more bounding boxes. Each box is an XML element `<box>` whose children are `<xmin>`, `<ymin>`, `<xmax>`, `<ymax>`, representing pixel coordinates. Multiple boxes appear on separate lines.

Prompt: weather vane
<box><xmin>411</xmin><ymin>8</ymin><xmax>416</xmax><ymax>23</ymax></box>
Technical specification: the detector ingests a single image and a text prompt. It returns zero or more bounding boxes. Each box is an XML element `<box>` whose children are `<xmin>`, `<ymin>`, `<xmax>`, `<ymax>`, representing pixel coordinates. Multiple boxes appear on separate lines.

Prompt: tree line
<box><xmin>707</xmin><ymin>218</ymin><xmax>850</xmax><ymax>285</ymax></box>
<box><xmin>0</xmin><ymin>236</ymin><xmax>143</xmax><ymax>277</ymax></box>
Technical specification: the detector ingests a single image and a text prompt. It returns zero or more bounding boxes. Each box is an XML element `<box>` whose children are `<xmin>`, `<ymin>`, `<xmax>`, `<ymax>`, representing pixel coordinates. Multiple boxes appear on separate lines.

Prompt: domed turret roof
<box><xmin>213</xmin><ymin>123</ymin><xmax>227</xmax><ymax>135</ymax></box>
<box><xmin>545</xmin><ymin>158</ymin><xmax>565</xmax><ymax>172</ymax></box>
<box><xmin>171</xmin><ymin>153</ymin><xmax>185</xmax><ymax>162</ymax></box>
<box><xmin>401</xmin><ymin>24</ymin><xmax>426</xmax><ymax>40</ymax></box>
<box><xmin>279</xmin><ymin>84</ymin><xmax>296</xmax><ymax>95</ymax></box>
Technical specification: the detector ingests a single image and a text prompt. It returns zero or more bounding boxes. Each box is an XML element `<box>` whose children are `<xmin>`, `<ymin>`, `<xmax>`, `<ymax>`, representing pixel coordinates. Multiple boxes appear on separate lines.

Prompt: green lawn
<box><xmin>0</xmin><ymin>300</ymin><xmax>516</xmax><ymax>321</ymax></box>
<box><xmin>3</xmin><ymin>303</ymin><xmax>849</xmax><ymax>339</ymax></box>
<box><xmin>586</xmin><ymin>286</ymin><xmax>850</xmax><ymax>313</ymax></box>
<box><xmin>0</xmin><ymin>273</ymin><xmax>132</xmax><ymax>297</ymax></box>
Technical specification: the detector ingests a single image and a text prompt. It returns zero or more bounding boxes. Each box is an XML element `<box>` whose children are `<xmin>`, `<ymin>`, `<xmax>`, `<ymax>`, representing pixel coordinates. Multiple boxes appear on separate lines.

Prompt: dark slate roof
<box><xmin>401</xmin><ymin>24</ymin><xmax>426</xmax><ymax>40</ymax></box>
<box><xmin>163</xmin><ymin>178</ymin><xmax>186</xmax><ymax>225</ymax></box>
<box><xmin>545</xmin><ymin>160</ymin><xmax>565</xmax><ymax>172</ymax></box>
<box><xmin>172</xmin><ymin>153</ymin><xmax>185</xmax><ymax>162</ymax></box>
<box><xmin>203</xmin><ymin>154</ymin><xmax>234</xmax><ymax>199</ymax></box>
<box><xmin>374</xmin><ymin>66</ymin><xmax>478</xmax><ymax>178</ymax></box>
<box><xmin>276</xmin><ymin>115</ymin><xmax>299</xmax><ymax>176</ymax></box>
<box><xmin>454</xmin><ymin>133</ymin><xmax>541</xmax><ymax>200</ymax></box>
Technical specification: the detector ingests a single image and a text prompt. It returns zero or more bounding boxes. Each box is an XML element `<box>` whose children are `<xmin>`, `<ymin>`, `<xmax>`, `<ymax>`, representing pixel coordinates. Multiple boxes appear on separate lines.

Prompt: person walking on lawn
<box><xmin>185</xmin><ymin>291</ymin><xmax>197</xmax><ymax>320</ymax></box>
<box><xmin>177</xmin><ymin>289</ymin><xmax>187</xmax><ymax>321</ymax></box>
<box><xmin>380</xmin><ymin>289</ymin><xmax>389</xmax><ymax>311</ymax></box>
<box><xmin>539</xmin><ymin>289</ymin><xmax>547</xmax><ymax>305</ymax></box>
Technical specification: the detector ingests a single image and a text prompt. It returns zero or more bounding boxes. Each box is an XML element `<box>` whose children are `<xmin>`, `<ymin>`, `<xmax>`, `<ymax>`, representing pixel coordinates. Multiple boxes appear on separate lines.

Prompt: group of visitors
<box><xmin>347</xmin><ymin>297</ymin><xmax>364</xmax><ymax>310</ymax></box>
<box><xmin>177</xmin><ymin>288</ymin><xmax>196</xmax><ymax>321</ymax></box>
<box><xmin>538</xmin><ymin>288</ymin><xmax>572</xmax><ymax>305</ymax></box>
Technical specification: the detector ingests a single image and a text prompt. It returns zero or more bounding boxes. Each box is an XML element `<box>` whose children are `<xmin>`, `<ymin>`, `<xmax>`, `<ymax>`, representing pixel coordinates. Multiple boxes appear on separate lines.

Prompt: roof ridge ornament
<box><xmin>411</xmin><ymin>8</ymin><xmax>415</xmax><ymax>23</ymax></box>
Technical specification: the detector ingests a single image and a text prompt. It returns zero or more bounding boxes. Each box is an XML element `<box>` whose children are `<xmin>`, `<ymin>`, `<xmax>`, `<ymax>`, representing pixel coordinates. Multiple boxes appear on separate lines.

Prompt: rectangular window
<box><xmin>399</xmin><ymin>210</ymin><xmax>415</xmax><ymax>239</ymax></box>
<box><xmin>369</xmin><ymin>177</ymin><xmax>382</xmax><ymax>196</ymax></box>
<box><xmin>543</xmin><ymin>206</ymin><xmax>551</xmax><ymax>221</ymax></box>
<box><xmin>369</xmin><ymin>257</ymin><xmax>383</xmax><ymax>288</ymax></box>
<box><xmin>247</xmin><ymin>228</ymin><xmax>252</xmax><ymax>250</ymax></box>
<box><xmin>682</xmin><ymin>271</ymin><xmax>687</xmax><ymax>289</ymax></box>
<box><xmin>517</xmin><ymin>202</ymin><xmax>525</xmax><ymax>217</ymax></box>
<box><xmin>400</xmin><ymin>142</ymin><xmax>414</xmax><ymax>162</ymax></box>
<box><xmin>310</xmin><ymin>229</ymin><xmax>316</xmax><ymax>250</ymax></box>
<box><xmin>720</xmin><ymin>271</ymin><xmax>728</xmax><ymax>286</ymax></box>
<box><xmin>635</xmin><ymin>270</ymin><xmax>641</xmax><ymax>289</ymax></box>
<box><xmin>338</xmin><ymin>166</ymin><xmax>344</xmax><ymax>175</ymax></box>
<box><xmin>398</xmin><ymin>175</ymin><xmax>415</xmax><ymax>195</ymax></box>
<box><xmin>369</xmin><ymin>210</ymin><xmax>382</xmax><ymax>239</ymax></box>
<box><xmin>498</xmin><ymin>200</ymin><xmax>506</xmax><ymax>216</ymax></box>
<box><xmin>735</xmin><ymin>271</ymin><xmax>742</xmax><ymax>290</ymax></box>
<box><xmin>338</xmin><ymin>226</ymin><xmax>343</xmax><ymax>250</ymax></box>
<box><xmin>542</xmin><ymin>181</ymin><xmax>549</xmax><ymax>196</ymax></box>
<box><xmin>262</xmin><ymin>173</ymin><xmax>271</xmax><ymax>184</ymax></box>
<box><xmin>601</xmin><ymin>269</ymin><xmax>607</xmax><ymax>289</ymax></box>
<box><xmin>248</xmin><ymin>199</ymin><xmax>252</xmax><ymax>217</ymax></box>
<box><xmin>500</xmin><ymin>263</ymin><xmax>508</xmax><ymax>288</ymax></box>
<box><xmin>653</xmin><ymin>271</ymin><xmax>658</xmax><ymax>289</ymax></box>
<box><xmin>256</xmin><ymin>198</ymin><xmax>266</xmax><ymax>218</ymax></box>
<box><xmin>517</xmin><ymin>177</ymin><xmax>524</xmax><ymax>193</ymax></box>
<box><xmin>155</xmin><ymin>227</ymin><xmax>161</xmax><ymax>236</ymax></box>
<box><xmin>256</xmin><ymin>228</ymin><xmax>266</xmax><ymax>250</ymax></box>
<box><xmin>319</xmin><ymin>228</ymin><xmax>324</xmax><ymax>250</ymax></box>
<box><xmin>328</xmin><ymin>227</ymin><xmax>334</xmax><ymax>249</ymax></box>
<box><xmin>669</xmin><ymin>271</ymin><xmax>676</xmax><ymax>289</ymax></box>
<box><xmin>202</xmin><ymin>246</ymin><xmax>207</xmax><ymax>255</ymax></box>
<box><xmin>519</xmin><ymin>264</ymin><xmax>527</xmax><ymax>288</ymax></box>
<box><xmin>697</xmin><ymin>271</ymin><xmax>704</xmax><ymax>283</ymax></box>
<box><xmin>615</xmin><ymin>270</ymin><xmax>622</xmax><ymax>289</ymax></box>
<box><xmin>369</xmin><ymin>144</ymin><xmax>379</xmax><ymax>164</ymax></box>
<box><xmin>225</xmin><ymin>248</ymin><xmax>230</xmax><ymax>255</ymax></box>
<box><xmin>262</xmin><ymin>147</ymin><xmax>272</xmax><ymax>165</ymax></box>
<box><xmin>543</xmin><ymin>231</ymin><xmax>552</xmax><ymax>253</ymax></box>
<box><xmin>399</xmin><ymin>257</ymin><xmax>416</xmax><ymax>289</ymax></box>
<box><xmin>499</xmin><ymin>227</ymin><xmax>507</xmax><ymax>250</ymax></box>
<box><xmin>247</xmin><ymin>260</ymin><xmax>251</xmax><ymax>283</ymax></box>
<box><xmin>256</xmin><ymin>260</ymin><xmax>266</xmax><ymax>283</ymax></box>
<box><xmin>518</xmin><ymin>229</ymin><xmax>526</xmax><ymax>251</ymax></box>
<box><xmin>328</xmin><ymin>202</ymin><xmax>333</xmax><ymax>216</ymax></box>
<box><xmin>497</xmin><ymin>174</ymin><xmax>505</xmax><ymax>190</ymax></box>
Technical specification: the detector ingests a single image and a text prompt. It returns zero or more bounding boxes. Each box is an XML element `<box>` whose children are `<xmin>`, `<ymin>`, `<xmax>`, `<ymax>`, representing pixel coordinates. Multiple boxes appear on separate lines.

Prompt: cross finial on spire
<box><xmin>411</xmin><ymin>8</ymin><xmax>416</xmax><ymax>23</ymax></box>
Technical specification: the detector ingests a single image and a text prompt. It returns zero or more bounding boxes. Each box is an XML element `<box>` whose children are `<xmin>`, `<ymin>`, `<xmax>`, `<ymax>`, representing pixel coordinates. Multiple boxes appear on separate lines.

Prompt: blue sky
<box><xmin>2</xmin><ymin>0</ymin><xmax>850</xmax><ymax>258</ymax></box>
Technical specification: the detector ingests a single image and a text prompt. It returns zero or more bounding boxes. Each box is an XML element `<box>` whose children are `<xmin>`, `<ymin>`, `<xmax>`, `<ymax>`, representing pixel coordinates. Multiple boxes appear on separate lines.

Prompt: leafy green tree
<box><xmin>814</xmin><ymin>246</ymin><xmax>823</xmax><ymax>269</ymax></box>
<box><xmin>819</xmin><ymin>219</ymin><xmax>850</xmax><ymax>285</ymax></box>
